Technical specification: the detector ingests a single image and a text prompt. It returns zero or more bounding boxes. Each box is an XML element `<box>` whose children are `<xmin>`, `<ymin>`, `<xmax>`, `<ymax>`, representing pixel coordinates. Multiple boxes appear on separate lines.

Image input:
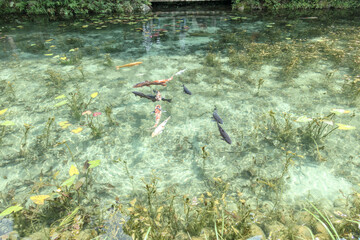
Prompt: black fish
<box><xmin>132</xmin><ymin>91</ymin><xmax>172</xmax><ymax>103</ymax></box>
<box><xmin>217</xmin><ymin>122</ymin><xmax>232</xmax><ymax>144</ymax></box>
<box><xmin>183</xmin><ymin>84</ymin><xmax>192</xmax><ymax>95</ymax></box>
<box><xmin>213</xmin><ymin>107</ymin><xmax>223</xmax><ymax>124</ymax></box>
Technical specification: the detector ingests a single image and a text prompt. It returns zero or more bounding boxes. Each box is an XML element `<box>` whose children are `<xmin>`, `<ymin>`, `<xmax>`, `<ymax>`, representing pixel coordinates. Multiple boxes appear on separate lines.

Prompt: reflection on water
<box><xmin>1</xmin><ymin>8</ymin><xmax>360</xmax><ymax>237</ymax></box>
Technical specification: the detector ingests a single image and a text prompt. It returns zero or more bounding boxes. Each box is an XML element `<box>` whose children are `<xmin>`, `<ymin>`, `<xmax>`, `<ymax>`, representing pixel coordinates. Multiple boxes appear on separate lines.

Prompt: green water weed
<box><xmin>204</xmin><ymin>53</ymin><xmax>221</xmax><ymax>67</ymax></box>
<box><xmin>19</xmin><ymin>123</ymin><xmax>32</xmax><ymax>157</ymax></box>
<box><xmin>45</xmin><ymin>69</ymin><xmax>65</xmax><ymax>88</ymax></box>
<box><xmin>55</xmin><ymin>90</ymin><xmax>98</xmax><ymax>121</ymax></box>
<box><xmin>299</xmin><ymin>113</ymin><xmax>338</xmax><ymax>147</ymax></box>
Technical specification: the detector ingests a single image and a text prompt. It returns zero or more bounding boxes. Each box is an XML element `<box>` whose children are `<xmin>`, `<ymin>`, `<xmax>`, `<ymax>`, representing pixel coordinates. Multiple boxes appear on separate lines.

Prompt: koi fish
<box><xmin>132</xmin><ymin>91</ymin><xmax>172</xmax><ymax>102</ymax></box>
<box><xmin>155</xmin><ymin>90</ymin><xmax>162</xmax><ymax>101</ymax></box>
<box><xmin>183</xmin><ymin>84</ymin><xmax>192</xmax><ymax>95</ymax></box>
<box><xmin>217</xmin><ymin>122</ymin><xmax>231</xmax><ymax>144</ymax></box>
<box><xmin>213</xmin><ymin>107</ymin><xmax>223</xmax><ymax>124</ymax></box>
<box><xmin>116</xmin><ymin>62</ymin><xmax>142</xmax><ymax>70</ymax></box>
<box><xmin>152</xmin><ymin>105</ymin><xmax>162</xmax><ymax>128</ymax></box>
<box><xmin>133</xmin><ymin>76</ymin><xmax>174</xmax><ymax>88</ymax></box>
<box><xmin>173</xmin><ymin>69</ymin><xmax>187</xmax><ymax>76</ymax></box>
<box><xmin>152</xmin><ymin>116</ymin><xmax>171</xmax><ymax>137</ymax></box>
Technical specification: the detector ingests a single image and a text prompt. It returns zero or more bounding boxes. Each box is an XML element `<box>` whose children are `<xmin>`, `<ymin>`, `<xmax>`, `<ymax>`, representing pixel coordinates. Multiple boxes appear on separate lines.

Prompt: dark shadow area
<box><xmin>151</xmin><ymin>1</ymin><xmax>232</xmax><ymax>13</ymax></box>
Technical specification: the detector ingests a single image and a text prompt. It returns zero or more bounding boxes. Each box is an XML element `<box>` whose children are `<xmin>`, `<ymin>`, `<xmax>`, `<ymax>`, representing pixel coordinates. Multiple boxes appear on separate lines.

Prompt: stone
<box><xmin>294</xmin><ymin>225</ymin><xmax>313</xmax><ymax>240</ymax></box>
<box><xmin>263</xmin><ymin>221</ymin><xmax>286</xmax><ymax>239</ymax></box>
<box><xmin>249</xmin><ymin>224</ymin><xmax>265</xmax><ymax>239</ymax></box>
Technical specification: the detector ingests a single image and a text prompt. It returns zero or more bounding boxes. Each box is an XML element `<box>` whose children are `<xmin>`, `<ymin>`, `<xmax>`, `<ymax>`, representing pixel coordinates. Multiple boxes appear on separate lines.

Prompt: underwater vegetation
<box><xmin>1</xmin><ymin>9</ymin><xmax>360</xmax><ymax>240</ymax></box>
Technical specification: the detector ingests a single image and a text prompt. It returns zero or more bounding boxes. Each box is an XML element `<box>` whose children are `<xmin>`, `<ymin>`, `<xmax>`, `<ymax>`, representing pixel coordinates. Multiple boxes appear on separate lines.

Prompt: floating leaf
<box><xmin>0</xmin><ymin>108</ymin><xmax>8</xmax><ymax>115</ymax></box>
<box><xmin>0</xmin><ymin>205</ymin><xmax>23</xmax><ymax>217</ymax></box>
<box><xmin>45</xmin><ymin>39</ymin><xmax>53</xmax><ymax>42</ymax></box>
<box><xmin>295</xmin><ymin>116</ymin><xmax>313</xmax><ymax>123</ymax></box>
<box><xmin>54</xmin><ymin>100</ymin><xmax>68</xmax><ymax>107</ymax></box>
<box><xmin>59</xmin><ymin>121</ymin><xmax>71</xmax><ymax>129</ymax></box>
<box><xmin>55</xmin><ymin>94</ymin><xmax>66</xmax><ymax>100</ymax></box>
<box><xmin>61</xmin><ymin>175</ymin><xmax>77</xmax><ymax>187</ymax></box>
<box><xmin>88</xmin><ymin>160</ymin><xmax>101</xmax><ymax>169</ymax></box>
<box><xmin>0</xmin><ymin>121</ymin><xmax>15</xmax><ymax>126</ymax></box>
<box><xmin>30</xmin><ymin>195</ymin><xmax>50</xmax><ymax>205</ymax></box>
<box><xmin>91</xmin><ymin>92</ymin><xmax>98</xmax><ymax>98</ymax></box>
<box><xmin>336</xmin><ymin>123</ymin><xmax>356</xmax><ymax>130</ymax></box>
<box><xmin>69</xmin><ymin>165</ymin><xmax>79</xmax><ymax>176</ymax></box>
<box><xmin>44</xmin><ymin>53</ymin><xmax>53</xmax><ymax>56</ymax></box>
<box><xmin>331</xmin><ymin>108</ymin><xmax>350</xmax><ymax>115</ymax></box>
<box><xmin>71</xmin><ymin>127</ymin><xmax>83</xmax><ymax>134</ymax></box>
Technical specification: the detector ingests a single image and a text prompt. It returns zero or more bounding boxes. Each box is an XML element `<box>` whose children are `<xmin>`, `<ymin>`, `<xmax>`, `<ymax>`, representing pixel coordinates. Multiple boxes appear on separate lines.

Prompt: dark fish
<box><xmin>217</xmin><ymin>122</ymin><xmax>232</xmax><ymax>144</ymax></box>
<box><xmin>132</xmin><ymin>91</ymin><xmax>172</xmax><ymax>103</ymax></box>
<box><xmin>183</xmin><ymin>84</ymin><xmax>192</xmax><ymax>95</ymax></box>
<box><xmin>213</xmin><ymin>107</ymin><xmax>223</xmax><ymax>124</ymax></box>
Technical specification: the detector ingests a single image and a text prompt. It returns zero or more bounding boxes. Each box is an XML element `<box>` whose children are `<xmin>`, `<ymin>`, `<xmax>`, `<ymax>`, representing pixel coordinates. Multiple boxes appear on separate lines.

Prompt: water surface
<box><xmin>1</xmin><ymin>8</ymin><xmax>360</xmax><ymax>235</ymax></box>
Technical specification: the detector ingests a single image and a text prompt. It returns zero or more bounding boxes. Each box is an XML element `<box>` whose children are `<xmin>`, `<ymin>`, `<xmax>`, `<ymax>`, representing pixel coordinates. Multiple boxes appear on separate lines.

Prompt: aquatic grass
<box><xmin>36</xmin><ymin>117</ymin><xmax>55</xmax><ymax>149</ymax></box>
<box><xmin>82</xmin><ymin>110</ymin><xmax>104</xmax><ymax>139</ymax></box>
<box><xmin>298</xmin><ymin>113</ymin><xmax>338</xmax><ymax>147</ymax></box>
<box><xmin>45</xmin><ymin>69</ymin><xmax>66</xmax><ymax>88</ymax></box>
<box><xmin>19</xmin><ymin>123</ymin><xmax>32</xmax><ymax>157</ymax></box>
<box><xmin>304</xmin><ymin>202</ymin><xmax>340</xmax><ymax>240</ymax></box>
<box><xmin>54</xmin><ymin>90</ymin><xmax>99</xmax><ymax>121</ymax></box>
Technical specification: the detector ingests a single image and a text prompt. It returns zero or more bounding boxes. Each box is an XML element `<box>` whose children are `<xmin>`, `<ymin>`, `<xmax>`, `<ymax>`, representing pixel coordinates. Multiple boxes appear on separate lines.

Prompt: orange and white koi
<box><xmin>151</xmin><ymin>116</ymin><xmax>171</xmax><ymax>137</ymax></box>
<box><xmin>133</xmin><ymin>76</ymin><xmax>174</xmax><ymax>88</ymax></box>
<box><xmin>116</xmin><ymin>62</ymin><xmax>142</xmax><ymax>70</ymax></box>
<box><xmin>155</xmin><ymin>90</ymin><xmax>162</xmax><ymax>101</ymax></box>
<box><xmin>152</xmin><ymin>105</ymin><xmax>162</xmax><ymax>128</ymax></box>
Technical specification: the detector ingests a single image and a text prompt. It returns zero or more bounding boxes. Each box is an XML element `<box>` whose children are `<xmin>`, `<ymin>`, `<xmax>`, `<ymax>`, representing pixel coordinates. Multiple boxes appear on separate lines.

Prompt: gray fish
<box><xmin>213</xmin><ymin>107</ymin><xmax>223</xmax><ymax>124</ymax></box>
<box><xmin>132</xmin><ymin>91</ymin><xmax>172</xmax><ymax>103</ymax></box>
<box><xmin>183</xmin><ymin>84</ymin><xmax>192</xmax><ymax>95</ymax></box>
<box><xmin>217</xmin><ymin>122</ymin><xmax>232</xmax><ymax>144</ymax></box>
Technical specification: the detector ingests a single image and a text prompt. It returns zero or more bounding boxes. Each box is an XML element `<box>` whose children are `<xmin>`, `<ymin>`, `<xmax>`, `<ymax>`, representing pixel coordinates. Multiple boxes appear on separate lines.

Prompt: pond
<box><xmin>1</xmin><ymin>6</ymin><xmax>360</xmax><ymax>238</ymax></box>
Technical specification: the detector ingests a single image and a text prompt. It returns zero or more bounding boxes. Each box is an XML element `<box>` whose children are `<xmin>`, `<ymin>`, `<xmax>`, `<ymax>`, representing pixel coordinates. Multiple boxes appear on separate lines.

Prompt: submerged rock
<box><xmin>249</xmin><ymin>224</ymin><xmax>265</xmax><ymax>239</ymax></box>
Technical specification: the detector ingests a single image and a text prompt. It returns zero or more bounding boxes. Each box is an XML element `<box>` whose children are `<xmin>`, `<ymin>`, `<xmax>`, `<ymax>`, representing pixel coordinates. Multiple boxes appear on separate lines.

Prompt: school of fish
<box><xmin>119</xmin><ymin>62</ymin><xmax>231</xmax><ymax>143</ymax></box>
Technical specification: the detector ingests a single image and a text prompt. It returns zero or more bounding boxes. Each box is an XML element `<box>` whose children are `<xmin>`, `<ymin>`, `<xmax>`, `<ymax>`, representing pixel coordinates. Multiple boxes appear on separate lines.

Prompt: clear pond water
<box><xmin>1</xmin><ymin>7</ymin><xmax>360</xmax><ymax>236</ymax></box>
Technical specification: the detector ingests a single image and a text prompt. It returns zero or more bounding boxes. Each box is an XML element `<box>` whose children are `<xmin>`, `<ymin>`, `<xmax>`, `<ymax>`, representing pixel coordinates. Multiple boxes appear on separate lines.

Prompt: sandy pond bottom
<box><xmin>0</xmin><ymin>9</ymin><xmax>360</xmax><ymax>237</ymax></box>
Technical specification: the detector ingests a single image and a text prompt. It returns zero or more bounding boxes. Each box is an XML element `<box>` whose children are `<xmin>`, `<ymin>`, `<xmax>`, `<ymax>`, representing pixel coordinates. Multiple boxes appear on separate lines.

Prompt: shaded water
<box><xmin>1</xmin><ymin>7</ymin><xmax>360</xmax><ymax>237</ymax></box>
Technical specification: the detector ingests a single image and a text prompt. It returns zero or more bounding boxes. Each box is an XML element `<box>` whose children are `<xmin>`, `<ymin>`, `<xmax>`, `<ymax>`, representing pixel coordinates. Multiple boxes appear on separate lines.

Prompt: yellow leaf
<box><xmin>59</xmin><ymin>121</ymin><xmax>69</xmax><ymax>126</ymax></box>
<box><xmin>45</xmin><ymin>39</ymin><xmax>53</xmax><ymax>42</ymax></box>
<box><xmin>50</xmin><ymin>45</ymin><xmax>56</xmax><ymax>48</ymax></box>
<box><xmin>71</xmin><ymin>127</ymin><xmax>83</xmax><ymax>133</ymax></box>
<box><xmin>0</xmin><ymin>108</ymin><xmax>8</xmax><ymax>115</ymax></box>
<box><xmin>55</xmin><ymin>94</ymin><xmax>66</xmax><ymax>100</ymax></box>
<box><xmin>336</xmin><ymin>123</ymin><xmax>356</xmax><ymax>130</ymax></box>
<box><xmin>69</xmin><ymin>165</ymin><xmax>79</xmax><ymax>176</ymax></box>
<box><xmin>331</xmin><ymin>108</ymin><xmax>350</xmax><ymax>115</ymax></box>
<box><xmin>82</xmin><ymin>25</ymin><xmax>88</xmax><ymax>28</ymax></box>
<box><xmin>44</xmin><ymin>53</ymin><xmax>53</xmax><ymax>56</ymax></box>
<box><xmin>130</xmin><ymin>198</ymin><xmax>136</xmax><ymax>207</ymax></box>
<box><xmin>91</xmin><ymin>92</ymin><xmax>98</xmax><ymax>98</ymax></box>
<box><xmin>30</xmin><ymin>195</ymin><xmax>50</xmax><ymax>205</ymax></box>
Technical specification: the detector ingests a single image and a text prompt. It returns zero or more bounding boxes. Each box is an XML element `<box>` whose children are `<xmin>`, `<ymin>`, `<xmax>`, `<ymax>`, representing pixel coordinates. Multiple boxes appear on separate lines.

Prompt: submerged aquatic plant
<box><xmin>45</xmin><ymin>69</ymin><xmax>66</xmax><ymax>88</ymax></box>
<box><xmin>54</xmin><ymin>90</ymin><xmax>99</xmax><ymax>121</ymax></box>
<box><xmin>82</xmin><ymin>110</ymin><xmax>103</xmax><ymax>138</ymax></box>
<box><xmin>37</xmin><ymin>117</ymin><xmax>55</xmax><ymax>149</ymax></box>
<box><xmin>19</xmin><ymin>123</ymin><xmax>32</xmax><ymax>157</ymax></box>
<box><xmin>298</xmin><ymin>113</ymin><xmax>338</xmax><ymax>147</ymax></box>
